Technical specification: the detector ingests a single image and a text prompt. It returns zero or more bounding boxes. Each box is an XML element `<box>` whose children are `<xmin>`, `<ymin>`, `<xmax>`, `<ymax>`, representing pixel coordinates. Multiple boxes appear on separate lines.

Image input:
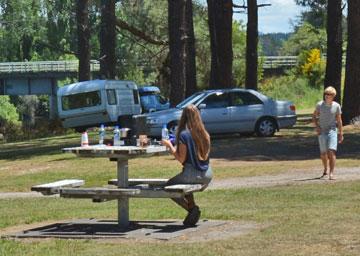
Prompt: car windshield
<box><xmin>176</xmin><ymin>92</ymin><xmax>207</xmax><ymax>108</ymax></box>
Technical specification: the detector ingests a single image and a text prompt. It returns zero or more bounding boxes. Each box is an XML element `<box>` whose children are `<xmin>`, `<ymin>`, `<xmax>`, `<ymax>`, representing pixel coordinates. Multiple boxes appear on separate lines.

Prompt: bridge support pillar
<box><xmin>49</xmin><ymin>78</ymin><xmax>58</xmax><ymax>120</ymax></box>
<box><xmin>0</xmin><ymin>79</ymin><xmax>4</xmax><ymax>95</ymax></box>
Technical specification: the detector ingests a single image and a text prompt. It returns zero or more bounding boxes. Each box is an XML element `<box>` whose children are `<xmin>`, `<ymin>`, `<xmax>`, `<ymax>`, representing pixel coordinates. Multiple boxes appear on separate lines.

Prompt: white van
<box><xmin>57</xmin><ymin>80</ymin><xmax>141</xmax><ymax>131</ymax></box>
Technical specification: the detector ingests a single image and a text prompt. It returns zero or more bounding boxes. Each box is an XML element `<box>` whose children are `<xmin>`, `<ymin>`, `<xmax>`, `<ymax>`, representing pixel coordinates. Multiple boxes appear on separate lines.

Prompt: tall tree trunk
<box><xmin>245</xmin><ymin>0</ymin><xmax>258</xmax><ymax>90</ymax></box>
<box><xmin>21</xmin><ymin>34</ymin><xmax>33</xmax><ymax>61</ymax></box>
<box><xmin>168</xmin><ymin>0</ymin><xmax>197</xmax><ymax>106</ymax></box>
<box><xmin>184</xmin><ymin>0</ymin><xmax>197</xmax><ymax>97</ymax></box>
<box><xmin>100</xmin><ymin>0</ymin><xmax>116</xmax><ymax>79</ymax></box>
<box><xmin>324</xmin><ymin>0</ymin><xmax>343</xmax><ymax>103</ymax></box>
<box><xmin>343</xmin><ymin>0</ymin><xmax>360</xmax><ymax>125</ymax></box>
<box><xmin>76</xmin><ymin>0</ymin><xmax>91</xmax><ymax>82</ymax></box>
<box><xmin>207</xmin><ymin>0</ymin><xmax>233</xmax><ymax>89</ymax></box>
<box><xmin>168</xmin><ymin>0</ymin><xmax>186</xmax><ymax>106</ymax></box>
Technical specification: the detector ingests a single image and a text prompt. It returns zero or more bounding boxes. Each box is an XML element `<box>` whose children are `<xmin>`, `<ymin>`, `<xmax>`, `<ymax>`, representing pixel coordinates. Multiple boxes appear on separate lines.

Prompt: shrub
<box><xmin>260</xmin><ymin>74</ymin><xmax>322</xmax><ymax>110</ymax></box>
<box><xmin>298</xmin><ymin>48</ymin><xmax>325</xmax><ymax>88</ymax></box>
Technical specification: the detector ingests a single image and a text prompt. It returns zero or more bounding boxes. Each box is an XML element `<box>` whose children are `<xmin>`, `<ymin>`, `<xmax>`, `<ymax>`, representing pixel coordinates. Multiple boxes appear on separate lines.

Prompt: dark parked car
<box><xmin>145</xmin><ymin>88</ymin><xmax>296</xmax><ymax>137</ymax></box>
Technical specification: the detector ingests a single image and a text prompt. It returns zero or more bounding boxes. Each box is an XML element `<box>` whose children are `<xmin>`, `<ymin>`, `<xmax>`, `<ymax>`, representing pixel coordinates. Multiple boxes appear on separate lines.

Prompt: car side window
<box><xmin>231</xmin><ymin>92</ymin><xmax>263</xmax><ymax>106</ymax></box>
<box><xmin>202</xmin><ymin>93</ymin><xmax>229</xmax><ymax>109</ymax></box>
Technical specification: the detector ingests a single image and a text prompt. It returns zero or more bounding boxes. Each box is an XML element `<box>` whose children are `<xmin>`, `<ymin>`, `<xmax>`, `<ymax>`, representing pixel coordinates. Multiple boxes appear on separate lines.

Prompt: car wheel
<box><xmin>167</xmin><ymin>121</ymin><xmax>178</xmax><ymax>135</ymax></box>
<box><xmin>255</xmin><ymin>118</ymin><xmax>276</xmax><ymax>137</ymax></box>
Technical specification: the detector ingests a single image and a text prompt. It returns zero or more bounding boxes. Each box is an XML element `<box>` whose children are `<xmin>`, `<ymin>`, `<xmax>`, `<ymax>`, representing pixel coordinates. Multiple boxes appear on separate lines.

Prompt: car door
<box><xmin>198</xmin><ymin>92</ymin><xmax>232</xmax><ymax>133</ymax></box>
<box><xmin>228</xmin><ymin>91</ymin><xmax>264</xmax><ymax>132</ymax></box>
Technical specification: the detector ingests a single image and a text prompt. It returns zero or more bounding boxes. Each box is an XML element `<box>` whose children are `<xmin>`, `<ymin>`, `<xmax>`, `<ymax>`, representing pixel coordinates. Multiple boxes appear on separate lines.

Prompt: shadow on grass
<box><xmin>0</xmin><ymin>143</ymin><xmax>78</xmax><ymax>161</ymax></box>
<box><xmin>1</xmin><ymin>126</ymin><xmax>359</xmax><ymax>163</ymax></box>
<box><xmin>211</xmin><ymin>128</ymin><xmax>360</xmax><ymax>162</ymax></box>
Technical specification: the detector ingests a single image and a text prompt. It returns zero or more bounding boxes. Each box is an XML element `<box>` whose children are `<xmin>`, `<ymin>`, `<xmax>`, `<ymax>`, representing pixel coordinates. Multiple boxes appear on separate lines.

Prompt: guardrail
<box><xmin>0</xmin><ymin>60</ymin><xmax>100</xmax><ymax>74</ymax></box>
<box><xmin>0</xmin><ymin>56</ymin><xmax>299</xmax><ymax>74</ymax></box>
<box><xmin>262</xmin><ymin>56</ymin><xmax>298</xmax><ymax>69</ymax></box>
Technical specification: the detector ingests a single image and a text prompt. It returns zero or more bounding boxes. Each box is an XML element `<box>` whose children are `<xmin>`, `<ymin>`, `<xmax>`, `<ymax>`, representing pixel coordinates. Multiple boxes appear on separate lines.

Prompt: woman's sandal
<box><xmin>329</xmin><ymin>174</ymin><xmax>336</xmax><ymax>180</ymax></box>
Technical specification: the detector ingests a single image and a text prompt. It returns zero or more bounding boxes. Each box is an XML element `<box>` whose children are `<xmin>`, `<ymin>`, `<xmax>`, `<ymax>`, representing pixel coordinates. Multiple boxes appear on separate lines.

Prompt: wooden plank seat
<box><xmin>108</xmin><ymin>178</ymin><xmax>169</xmax><ymax>186</ymax></box>
<box><xmin>59</xmin><ymin>187</ymin><xmax>141</xmax><ymax>200</ymax></box>
<box><xmin>59</xmin><ymin>184</ymin><xmax>204</xmax><ymax>202</ymax></box>
<box><xmin>130</xmin><ymin>184</ymin><xmax>204</xmax><ymax>198</ymax></box>
<box><xmin>164</xmin><ymin>184</ymin><xmax>203</xmax><ymax>193</ymax></box>
<box><xmin>31</xmin><ymin>179</ymin><xmax>85</xmax><ymax>195</ymax></box>
<box><xmin>108</xmin><ymin>179</ymin><xmax>203</xmax><ymax>194</ymax></box>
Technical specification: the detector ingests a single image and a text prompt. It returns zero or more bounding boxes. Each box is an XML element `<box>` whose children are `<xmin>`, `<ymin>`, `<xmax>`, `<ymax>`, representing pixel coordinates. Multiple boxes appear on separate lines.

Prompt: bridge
<box><xmin>0</xmin><ymin>56</ymin><xmax>298</xmax><ymax>75</ymax></box>
<box><xmin>0</xmin><ymin>56</ymin><xmax>298</xmax><ymax>93</ymax></box>
<box><xmin>0</xmin><ymin>60</ymin><xmax>100</xmax><ymax>95</ymax></box>
<box><xmin>261</xmin><ymin>56</ymin><xmax>297</xmax><ymax>69</ymax></box>
<box><xmin>0</xmin><ymin>60</ymin><xmax>100</xmax><ymax>78</ymax></box>
<box><xmin>0</xmin><ymin>60</ymin><xmax>100</xmax><ymax>118</ymax></box>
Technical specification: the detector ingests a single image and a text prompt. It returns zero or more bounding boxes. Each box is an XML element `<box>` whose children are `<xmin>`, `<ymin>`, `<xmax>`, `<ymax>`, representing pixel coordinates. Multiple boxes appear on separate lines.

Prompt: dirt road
<box><xmin>1</xmin><ymin>167</ymin><xmax>358</xmax><ymax>199</ymax></box>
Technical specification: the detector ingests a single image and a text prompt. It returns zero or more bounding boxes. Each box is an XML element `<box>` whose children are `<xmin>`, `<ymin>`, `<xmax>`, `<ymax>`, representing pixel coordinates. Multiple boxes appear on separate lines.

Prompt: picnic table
<box><xmin>31</xmin><ymin>145</ymin><xmax>203</xmax><ymax>228</ymax></box>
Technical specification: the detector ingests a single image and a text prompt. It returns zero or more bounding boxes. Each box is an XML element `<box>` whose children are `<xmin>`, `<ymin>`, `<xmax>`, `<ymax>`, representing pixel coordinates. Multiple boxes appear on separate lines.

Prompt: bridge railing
<box><xmin>0</xmin><ymin>60</ymin><xmax>100</xmax><ymax>74</ymax></box>
<box><xmin>0</xmin><ymin>56</ymin><xmax>300</xmax><ymax>74</ymax></box>
<box><xmin>262</xmin><ymin>56</ymin><xmax>298</xmax><ymax>69</ymax></box>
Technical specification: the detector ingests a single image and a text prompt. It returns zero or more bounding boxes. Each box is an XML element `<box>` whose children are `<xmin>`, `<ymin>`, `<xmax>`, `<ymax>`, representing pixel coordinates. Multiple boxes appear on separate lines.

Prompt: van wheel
<box><xmin>168</xmin><ymin>121</ymin><xmax>178</xmax><ymax>135</ymax></box>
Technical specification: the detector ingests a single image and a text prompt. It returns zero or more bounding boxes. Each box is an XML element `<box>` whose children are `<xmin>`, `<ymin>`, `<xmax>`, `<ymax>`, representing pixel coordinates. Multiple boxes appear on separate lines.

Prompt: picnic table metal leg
<box><xmin>117</xmin><ymin>158</ymin><xmax>129</xmax><ymax>227</ymax></box>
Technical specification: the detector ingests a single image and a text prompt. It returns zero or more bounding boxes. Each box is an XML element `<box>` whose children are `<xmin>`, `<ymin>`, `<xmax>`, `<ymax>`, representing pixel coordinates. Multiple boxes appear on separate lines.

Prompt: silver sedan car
<box><xmin>145</xmin><ymin>89</ymin><xmax>297</xmax><ymax>137</ymax></box>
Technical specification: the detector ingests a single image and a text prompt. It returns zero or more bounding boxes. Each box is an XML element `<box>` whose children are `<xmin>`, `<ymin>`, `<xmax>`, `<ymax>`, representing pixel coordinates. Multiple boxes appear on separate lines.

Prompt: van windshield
<box><xmin>62</xmin><ymin>91</ymin><xmax>101</xmax><ymax>110</ymax></box>
<box><xmin>139</xmin><ymin>91</ymin><xmax>159</xmax><ymax>96</ymax></box>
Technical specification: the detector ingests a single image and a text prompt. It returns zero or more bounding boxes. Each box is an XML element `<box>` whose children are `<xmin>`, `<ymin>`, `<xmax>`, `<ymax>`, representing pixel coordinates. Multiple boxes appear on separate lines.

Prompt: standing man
<box><xmin>313</xmin><ymin>86</ymin><xmax>344</xmax><ymax>180</ymax></box>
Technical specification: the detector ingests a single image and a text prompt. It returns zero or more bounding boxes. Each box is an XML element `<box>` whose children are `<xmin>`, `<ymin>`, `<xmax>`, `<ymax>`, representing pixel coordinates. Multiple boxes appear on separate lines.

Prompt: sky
<box><xmin>234</xmin><ymin>0</ymin><xmax>306</xmax><ymax>34</ymax></box>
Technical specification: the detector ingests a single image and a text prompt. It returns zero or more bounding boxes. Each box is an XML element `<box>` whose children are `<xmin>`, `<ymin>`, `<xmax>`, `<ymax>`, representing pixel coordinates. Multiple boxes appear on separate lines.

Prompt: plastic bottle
<box><xmin>99</xmin><ymin>124</ymin><xmax>105</xmax><ymax>145</ymax></box>
<box><xmin>113</xmin><ymin>126</ymin><xmax>120</xmax><ymax>146</ymax></box>
<box><xmin>81</xmin><ymin>131</ymin><xmax>89</xmax><ymax>147</ymax></box>
<box><xmin>169</xmin><ymin>134</ymin><xmax>176</xmax><ymax>145</ymax></box>
<box><xmin>161</xmin><ymin>124</ymin><xmax>169</xmax><ymax>140</ymax></box>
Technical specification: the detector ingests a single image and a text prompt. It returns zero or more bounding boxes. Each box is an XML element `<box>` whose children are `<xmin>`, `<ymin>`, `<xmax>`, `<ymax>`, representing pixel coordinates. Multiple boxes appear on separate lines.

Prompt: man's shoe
<box><xmin>319</xmin><ymin>172</ymin><xmax>328</xmax><ymax>179</ymax></box>
<box><xmin>183</xmin><ymin>206</ymin><xmax>201</xmax><ymax>226</ymax></box>
<box><xmin>320</xmin><ymin>171</ymin><xmax>329</xmax><ymax>179</ymax></box>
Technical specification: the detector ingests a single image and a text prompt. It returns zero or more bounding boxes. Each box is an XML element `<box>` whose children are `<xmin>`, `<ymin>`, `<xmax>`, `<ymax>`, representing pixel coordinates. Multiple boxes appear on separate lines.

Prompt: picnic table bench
<box><xmin>31</xmin><ymin>179</ymin><xmax>85</xmax><ymax>195</ymax></box>
<box><xmin>32</xmin><ymin>179</ymin><xmax>203</xmax><ymax>199</ymax></box>
<box><xmin>31</xmin><ymin>145</ymin><xmax>204</xmax><ymax>228</ymax></box>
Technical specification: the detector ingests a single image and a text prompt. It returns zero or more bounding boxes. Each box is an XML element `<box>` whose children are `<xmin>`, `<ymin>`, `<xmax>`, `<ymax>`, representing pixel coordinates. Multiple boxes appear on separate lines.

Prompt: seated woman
<box><xmin>161</xmin><ymin>104</ymin><xmax>212</xmax><ymax>226</ymax></box>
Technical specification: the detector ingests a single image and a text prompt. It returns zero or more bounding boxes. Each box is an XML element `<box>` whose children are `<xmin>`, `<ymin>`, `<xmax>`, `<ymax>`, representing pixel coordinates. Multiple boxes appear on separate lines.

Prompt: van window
<box><xmin>133</xmin><ymin>89</ymin><xmax>139</xmax><ymax>104</ymax></box>
<box><xmin>107</xmin><ymin>89</ymin><xmax>117</xmax><ymax>105</ymax></box>
<box><xmin>62</xmin><ymin>91</ymin><xmax>101</xmax><ymax>110</ymax></box>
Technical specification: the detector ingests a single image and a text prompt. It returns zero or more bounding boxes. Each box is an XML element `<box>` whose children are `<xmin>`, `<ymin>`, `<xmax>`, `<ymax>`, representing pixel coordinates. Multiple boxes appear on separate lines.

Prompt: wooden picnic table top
<box><xmin>62</xmin><ymin>145</ymin><xmax>168</xmax><ymax>158</ymax></box>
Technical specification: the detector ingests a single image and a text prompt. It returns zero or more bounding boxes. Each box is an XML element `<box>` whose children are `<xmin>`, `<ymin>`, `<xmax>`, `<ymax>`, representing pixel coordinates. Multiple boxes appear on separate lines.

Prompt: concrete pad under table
<box><xmin>4</xmin><ymin>219</ymin><xmax>230</xmax><ymax>241</ymax></box>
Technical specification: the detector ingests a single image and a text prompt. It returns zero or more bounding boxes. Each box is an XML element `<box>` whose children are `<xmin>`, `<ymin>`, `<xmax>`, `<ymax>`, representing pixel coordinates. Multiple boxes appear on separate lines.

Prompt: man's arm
<box><xmin>336</xmin><ymin>113</ymin><xmax>344</xmax><ymax>143</ymax></box>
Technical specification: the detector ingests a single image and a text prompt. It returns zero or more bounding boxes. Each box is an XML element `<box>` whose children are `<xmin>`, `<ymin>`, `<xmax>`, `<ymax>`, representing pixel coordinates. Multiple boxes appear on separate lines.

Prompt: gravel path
<box><xmin>208</xmin><ymin>167</ymin><xmax>360</xmax><ymax>190</ymax></box>
<box><xmin>0</xmin><ymin>167</ymin><xmax>359</xmax><ymax>199</ymax></box>
<box><xmin>0</xmin><ymin>192</ymin><xmax>58</xmax><ymax>199</ymax></box>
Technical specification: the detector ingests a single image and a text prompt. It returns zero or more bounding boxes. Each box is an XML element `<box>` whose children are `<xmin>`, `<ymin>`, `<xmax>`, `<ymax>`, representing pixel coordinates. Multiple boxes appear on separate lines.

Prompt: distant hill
<box><xmin>259</xmin><ymin>33</ymin><xmax>292</xmax><ymax>56</ymax></box>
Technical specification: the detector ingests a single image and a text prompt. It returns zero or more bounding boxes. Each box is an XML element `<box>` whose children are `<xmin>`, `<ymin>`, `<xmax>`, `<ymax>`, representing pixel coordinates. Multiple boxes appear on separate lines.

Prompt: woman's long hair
<box><xmin>176</xmin><ymin>104</ymin><xmax>210</xmax><ymax>160</ymax></box>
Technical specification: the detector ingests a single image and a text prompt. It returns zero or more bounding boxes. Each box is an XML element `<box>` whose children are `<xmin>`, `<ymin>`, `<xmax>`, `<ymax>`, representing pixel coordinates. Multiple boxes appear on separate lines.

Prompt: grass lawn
<box><xmin>0</xmin><ymin>122</ymin><xmax>359</xmax><ymax>255</ymax></box>
<box><xmin>1</xmin><ymin>183</ymin><xmax>360</xmax><ymax>256</ymax></box>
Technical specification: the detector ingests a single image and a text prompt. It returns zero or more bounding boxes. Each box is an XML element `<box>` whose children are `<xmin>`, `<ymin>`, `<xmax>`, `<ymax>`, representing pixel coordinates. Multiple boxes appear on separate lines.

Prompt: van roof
<box><xmin>138</xmin><ymin>86</ymin><xmax>160</xmax><ymax>93</ymax></box>
<box><xmin>57</xmin><ymin>80</ymin><xmax>136</xmax><ymax>96</ymax></box>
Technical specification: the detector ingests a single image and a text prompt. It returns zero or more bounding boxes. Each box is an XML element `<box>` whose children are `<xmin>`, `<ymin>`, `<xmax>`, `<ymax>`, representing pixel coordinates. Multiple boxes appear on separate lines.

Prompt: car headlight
<box><xmin>147</xmin><ymin>118</ymin><xmax>159</xmax><ymax>125</ymax></box>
